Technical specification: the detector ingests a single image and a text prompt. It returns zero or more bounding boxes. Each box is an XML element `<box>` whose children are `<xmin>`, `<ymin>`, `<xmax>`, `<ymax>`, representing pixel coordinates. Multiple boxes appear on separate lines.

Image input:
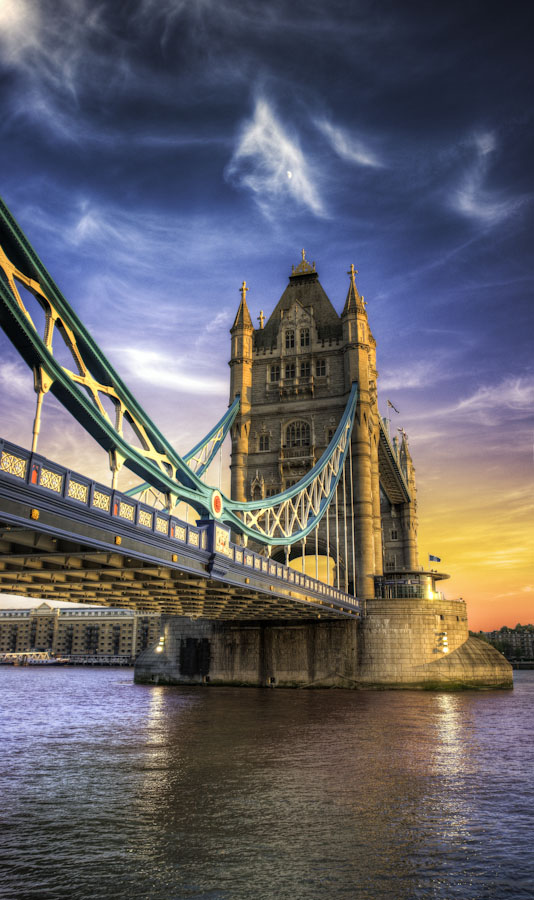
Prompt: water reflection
<box><xmin>0</xmin><ymin>670</ymin><xmax>532</xmax><ymax>900</ymax></box>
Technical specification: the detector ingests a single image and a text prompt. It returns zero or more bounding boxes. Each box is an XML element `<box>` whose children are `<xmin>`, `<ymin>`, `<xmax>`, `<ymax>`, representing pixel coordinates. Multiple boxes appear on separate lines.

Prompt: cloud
<box><xmin>0</xmin><ymin>358</ymin><xmax>31</xmax><ymax>395</ymax></box>
<box><xmin>314</xmin><ymin>118</ymin><xmax>383</xmax><ymax>168</ymax></box>
<box><xmin>452</xmin><ymin>376</ymin><xmax>534</xmax><ymax>423</ymax></box>
<box><xmin>0</xmin><ymin>0</ymin><xmax>40</xmax><ymax>62</ymax></box>
<box><xmin>111</xmin><ymin>347</ymin><xmax>228</xmax><ymax>396</ymax></box>
<box><xmin>379</xmin><ymin>359</ymin><xmax>443</xmax><ymax>391</ymax></box>
<box><xmin>403</xmin><ymin>374</ymin><xmax>534</xmax><ymax>436</ymax></box>
<box><xmin>226</xmin><ymin>98</ymin><xmax>325</xmax><ymax>218</ymax></box>
<box><xmin>452</xmin><ymin>131</ymin><xmax>524</xmax><ymax>225</ymax></box>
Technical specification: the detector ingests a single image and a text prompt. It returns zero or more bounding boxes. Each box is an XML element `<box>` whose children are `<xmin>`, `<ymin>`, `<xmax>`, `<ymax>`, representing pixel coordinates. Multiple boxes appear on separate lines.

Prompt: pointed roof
<box><xmin>231</xmin><ymin>281</ymin><xmax>253</xmax><ymax>331</ymax></box>
<box><xmin>255</xmin><ymin>251</ymin><xmax>342</xmax><ymax>349</ymax></box>
<box><xmin>342</xmin><ymin>264</ymin><xmax>365</xmax><ymax>316</ymax></box>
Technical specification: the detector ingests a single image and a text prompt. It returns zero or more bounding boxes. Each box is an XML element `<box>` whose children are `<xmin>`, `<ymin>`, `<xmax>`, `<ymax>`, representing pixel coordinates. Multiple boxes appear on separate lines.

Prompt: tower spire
<box><xmin>232</xmin><ymin>280</ymin><xmax>253</xmax><ymax>330</ymax></box>
<box><xmin>342</xmin><ymin>263</ymin><xmax>364</xmax><ymax>316</ymax></box>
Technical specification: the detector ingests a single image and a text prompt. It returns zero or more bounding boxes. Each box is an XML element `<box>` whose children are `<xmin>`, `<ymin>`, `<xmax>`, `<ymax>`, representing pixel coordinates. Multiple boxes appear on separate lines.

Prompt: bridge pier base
<box><xmin>134</xmin><ymin>599</ymin><xmax>512</xmax><ymax>689</ymax></box>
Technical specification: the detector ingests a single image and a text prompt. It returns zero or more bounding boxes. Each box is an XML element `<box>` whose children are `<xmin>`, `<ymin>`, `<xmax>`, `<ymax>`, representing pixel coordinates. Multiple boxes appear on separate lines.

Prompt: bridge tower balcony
<box><xmin>374</xmin><ymin>567</ymin><xmax>450</xmax><ymax>602</ymax></box>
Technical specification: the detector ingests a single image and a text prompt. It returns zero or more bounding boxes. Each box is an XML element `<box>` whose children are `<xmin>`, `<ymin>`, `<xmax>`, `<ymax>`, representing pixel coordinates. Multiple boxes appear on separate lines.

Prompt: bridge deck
<box><xmin>0</xmin><ymin>439</ymin><xmax>361</xmax><ymax>620</ymax></box>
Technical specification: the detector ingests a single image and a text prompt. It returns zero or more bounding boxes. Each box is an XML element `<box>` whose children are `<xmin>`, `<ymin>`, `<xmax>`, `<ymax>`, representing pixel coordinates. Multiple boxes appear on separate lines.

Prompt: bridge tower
<box><xmin>228</xmin><ymin>251</ymin><xmax>404</xmax><ymax>599</ymax></box>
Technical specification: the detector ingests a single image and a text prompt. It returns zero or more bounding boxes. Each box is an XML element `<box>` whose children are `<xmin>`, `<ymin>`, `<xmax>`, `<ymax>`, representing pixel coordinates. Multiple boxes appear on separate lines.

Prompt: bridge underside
<box><xmin>0</xmin><ymin>523</ymin><xmax>353</xmax><ymax>619</ymax></box>
<box><xmin>0</xmin><ymin>483</ymin><xmax>357</xmax><ymax>621</ymax></box>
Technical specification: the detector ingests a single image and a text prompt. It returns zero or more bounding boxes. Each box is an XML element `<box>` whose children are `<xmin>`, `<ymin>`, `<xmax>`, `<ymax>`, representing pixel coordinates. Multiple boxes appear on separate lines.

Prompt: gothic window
<box><xmin>300</xmin><ymin>361</ymin><xmax>310</xmax><ymax>378</ymax></box>
<box><xmin>300</xmin><ymin>328</ymin><xmax>310</xmax><ymax>347</ymax></box>
<box><xmin>316</xmin><ymin>359</ymin><xmax>326</xmax><ymax>377</ymax></box>
<box><xmin>285</xmin><ymin>362</ymin><xmax>295</xmax><ymax>379</ymax></box>
<box><xmin>259</xmin><ymin>434</ymin><xmax>269</xmax><ymax>452</ymax></box>
<box><xmin>391</xmin><ymin>529</ymin><xmax>398</xmax><ymax>540</ymax></box>
<box><xmin>270</xmin><ymin>364</ymin><xmax>280</xmax><ymax>382</ymax></box>
<box><xmin>285</xmin><ymin>330</ymin><xmax>295</xmax><ymax>349</ymax></box>
<box><xmin>285</xmin><ymin>420</ymin><xmax>310</xmax><ymax>448</ymax></box>
<box><xmin>252</xmin><ymin>484</ymin><xmax>262</xmax><ymax>501</ymax></box>
<box><xmin>266</xmin><ymin>487</ymin><xmax>278</xmax><ymax>497</ymax></box>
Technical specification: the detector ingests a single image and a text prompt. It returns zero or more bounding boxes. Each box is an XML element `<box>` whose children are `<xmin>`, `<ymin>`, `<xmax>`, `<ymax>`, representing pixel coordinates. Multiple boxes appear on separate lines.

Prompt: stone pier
<box><xmin>135</xmin><ymin>598</ymin><xmax>512</xmax><ymax>690</ymax></box>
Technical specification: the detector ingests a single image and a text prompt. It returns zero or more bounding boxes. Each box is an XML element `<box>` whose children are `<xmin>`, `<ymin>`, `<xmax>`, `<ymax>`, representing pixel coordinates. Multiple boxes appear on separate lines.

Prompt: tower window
<box><xmin>270</xmin><ymin>364</ymin><xmax>280</xmax><ymax>382</ymax></box>
<box><xmin>285</xmin><ymin>362</ymin><xmax>296</xmax><ymax>379</ymax></box>
<box><xmin>391</xmin><ymin>529</ymin><xmax>398</xmax><ymax>540</ymax></box>
<box><xmin>285</xmin><ymin>420</ymin><xmax>310</xmax><ymax>448</ymax></box>
<box><xmin>327</xmin><ymin>428</ymin><xmax>335</xmax><ymax>443</ymax></box>
<box><xmin>316</xmin><ymin>359</ymin><xmax>326</xmax><ymax>377</ymax></box>
<box><xmin>300</xmin><ymin>328</ymin><xmax>310</xmax><ymax>347</ymax></box>
<box><xmin>259</xmin><ymin>435</ymin><xmax>269</xmax><ymax>452</ymax></box>
<box><xmin>285</xmin><ymin>330</ymin><xmax>295</xmax><ymax>349</ymax></box>
<box><xmin>300</xmin><ymin>361</ymin><xmax>310</xmax><ymax>378</ymax></box>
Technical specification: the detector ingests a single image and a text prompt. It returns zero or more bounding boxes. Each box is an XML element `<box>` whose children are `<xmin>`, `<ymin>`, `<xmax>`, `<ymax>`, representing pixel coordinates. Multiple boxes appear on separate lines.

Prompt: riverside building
<box><xmin>0</xmin><ymin>595</ymin><xmax>160</xmax><ymax>661</ymax></box>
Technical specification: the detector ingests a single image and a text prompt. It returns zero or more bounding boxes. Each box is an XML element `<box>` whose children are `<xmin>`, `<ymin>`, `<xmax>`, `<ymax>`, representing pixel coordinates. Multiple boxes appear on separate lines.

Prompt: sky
<box><xmin>0</xmin><ymin>0</ymin><xmax>532</xmax><ymax>630</ymax></box>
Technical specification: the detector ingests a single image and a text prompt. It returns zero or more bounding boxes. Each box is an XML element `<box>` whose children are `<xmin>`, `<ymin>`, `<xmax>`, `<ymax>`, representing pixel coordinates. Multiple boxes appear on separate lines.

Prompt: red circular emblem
<box><xmin>213</xmin><ymin>493</ymin><xmax>222</xmax><ymax>515</ymax></box>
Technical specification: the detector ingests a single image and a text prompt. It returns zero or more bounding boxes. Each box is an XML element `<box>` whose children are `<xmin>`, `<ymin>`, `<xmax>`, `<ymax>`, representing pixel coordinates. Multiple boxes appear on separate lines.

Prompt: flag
<box><xmin>387</xmin><ymin>399</ymin><xmax>400</xmax><ymax>414</ymax></box>
<box><xmin>429</xmin><ymin>554</ymin><xmax>441</xmax><ymax>562</ymax></box>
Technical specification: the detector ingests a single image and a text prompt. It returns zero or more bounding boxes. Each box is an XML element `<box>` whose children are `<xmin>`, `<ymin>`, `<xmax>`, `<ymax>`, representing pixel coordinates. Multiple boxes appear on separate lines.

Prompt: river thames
<box><xmin>1</xmin><ymin>668</ymin><xmax>532</xmax><ymax>900</ymax></box>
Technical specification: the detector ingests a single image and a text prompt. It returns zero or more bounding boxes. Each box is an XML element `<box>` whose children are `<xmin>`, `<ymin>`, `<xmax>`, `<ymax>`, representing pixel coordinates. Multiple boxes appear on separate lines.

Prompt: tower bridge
<box><xmin>0</xmin><ymin>198</ymin><xmax>512</xmax><ymax>688</ymax></box>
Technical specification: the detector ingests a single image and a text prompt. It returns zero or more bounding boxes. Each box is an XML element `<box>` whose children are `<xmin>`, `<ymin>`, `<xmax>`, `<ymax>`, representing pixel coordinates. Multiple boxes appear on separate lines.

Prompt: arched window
<box><xmin>300</xmin><ymin>361</ymin><xmax>310</xmax><ymax>378</ymax></box>
<box><xmin>316</xmin><ymin>359</ymin><xmax>326</xmax><ymax>377</ymax></box>
<box><xmin>285</xmin><ymin>420</ymin><xmax>311</xmax><ymax>448</ymax></box>
<box><xmin>270</xmin><ymin>364</ymin><xmax>280</xmax><ymax>382</ymax></box>
<box><xmin>252</xmin><ymin>484</ymin><xmax>262</xmax><ymax>501</ymax></box>
<box><xmin>285</xmin><ymin>330</ymin><xmax>295</xmax><ymax>349</ymax></box>
<box><xmin>285</xmin><ymin>362</ymin><xmax>295</xmax><ymax>379</ymax></box>
<box><xmin>300</xmin><ymin>328</ymin><xmax>310</xmax><ymax>347</ymax></box>
<box><xmin>259</xmin><ymin>434</ymin><xmax>269</xmax><ymax>452</ymax></box>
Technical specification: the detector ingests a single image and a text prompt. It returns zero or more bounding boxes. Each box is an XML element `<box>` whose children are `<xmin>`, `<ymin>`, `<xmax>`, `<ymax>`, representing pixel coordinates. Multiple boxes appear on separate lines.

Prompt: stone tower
<box><xmin>228</xmin><ymin>252</ymin><xmax>418</xmax><ymax>600</ymax></box>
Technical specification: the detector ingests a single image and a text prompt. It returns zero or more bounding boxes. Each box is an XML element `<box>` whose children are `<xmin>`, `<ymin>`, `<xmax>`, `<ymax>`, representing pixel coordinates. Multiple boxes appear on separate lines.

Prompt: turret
<box><xmin>399</xmin><ymin>431</ymin><xmax>418</xmax><ymax>568</ymax></box>
<box><xmin>341</xmin><ymin>265</ymin><xmax>382</xmax><ymax>597</ymax></box>
<box><xmin>229</xmin><ymin>281</ymin><xmax>254</xmax><ymax>502</ymax></box>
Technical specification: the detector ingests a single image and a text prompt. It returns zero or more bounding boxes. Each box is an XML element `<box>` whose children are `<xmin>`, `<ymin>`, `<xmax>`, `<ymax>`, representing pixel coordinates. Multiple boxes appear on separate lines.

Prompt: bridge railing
<box><xmin>0</xmin><ymin>437</ymin><xmax>361</xmax><ymax>616</ymax></box>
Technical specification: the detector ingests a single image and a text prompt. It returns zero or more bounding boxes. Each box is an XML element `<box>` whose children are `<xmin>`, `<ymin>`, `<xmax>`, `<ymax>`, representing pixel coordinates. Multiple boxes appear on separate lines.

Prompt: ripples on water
<box><xmin>0</xmin><ymin>668</ymin><xmax>532</xmax><ymax>900</ymax></box>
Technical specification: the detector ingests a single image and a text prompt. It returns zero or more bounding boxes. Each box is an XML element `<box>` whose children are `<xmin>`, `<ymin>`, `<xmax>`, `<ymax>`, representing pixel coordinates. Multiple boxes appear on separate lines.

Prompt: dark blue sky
<box><xmin>0</xmin><ymin>0</ymin><xmax>532</xmax><ymax>626</ymax></box>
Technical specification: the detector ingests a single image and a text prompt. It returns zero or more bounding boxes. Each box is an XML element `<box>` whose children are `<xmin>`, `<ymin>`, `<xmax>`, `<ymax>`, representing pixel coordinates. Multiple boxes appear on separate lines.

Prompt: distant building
<box><xmin>0</xmin><ymin>596</ymin><xmax>161</xmax><ymax>660</ymax></box>
<box><xmin>481</xmin><ymin>628</ymin><xmax>534</xmax><ymax>660</ymax></box>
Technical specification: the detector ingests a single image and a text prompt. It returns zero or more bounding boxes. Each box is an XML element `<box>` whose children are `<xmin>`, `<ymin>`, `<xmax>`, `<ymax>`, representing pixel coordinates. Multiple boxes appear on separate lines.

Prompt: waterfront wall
<box><xmin>135</xmin><ymin>598</ymin><xmax>512</xmax><ymax>689</ymax></box>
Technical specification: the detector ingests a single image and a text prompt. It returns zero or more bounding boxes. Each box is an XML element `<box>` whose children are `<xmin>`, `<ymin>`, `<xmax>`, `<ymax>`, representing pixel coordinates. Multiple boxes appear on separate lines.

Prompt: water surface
<box><xmin>1</xmin><ymin>668</ymin><xmax>532</xmax><ymax>899</ymax></box>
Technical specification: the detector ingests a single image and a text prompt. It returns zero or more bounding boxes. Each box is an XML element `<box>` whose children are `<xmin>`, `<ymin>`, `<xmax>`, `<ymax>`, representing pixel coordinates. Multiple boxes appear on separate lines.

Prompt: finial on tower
<box><xmin>258</xmin><ymin>310</ymin><xmax>265</xmax><ymax>329</ymax></box>
<box><xmin>291</xmin><ymin>249</ymin><xmax>316</xmax><ymax>276</ymax></box>
<box><xmin>231</xmin><ymin>279</ymin><xmax>253</xmax><ymax>331</ymax></box>
<box><xmin>342</xmin><ymin>263</ymin><xmax>364</xmax><ymax>316</ymax></box>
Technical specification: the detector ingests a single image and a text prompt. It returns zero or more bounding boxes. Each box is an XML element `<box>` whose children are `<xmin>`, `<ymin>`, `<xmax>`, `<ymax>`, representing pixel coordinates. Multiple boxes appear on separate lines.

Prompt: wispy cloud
<box><xmin>0</xmin><ymin>358</ymin><xmax>31</xmax><ymax>395</ymax></box>
<box><xmin>226</xmin><ymin>98</ymin><xmax>325</xmax><ymax>218</ymax></box>
<box><xmin>452</xmin><ymin>131</ymin><xmax>524</xmax><ymax>225</ymax></box>
<box><xmin>379</xmin><ymin>359</ymin><xmax>443</xmax><ymax>391</ymax></box>
<box><xmin>314</xmin><ymin>118</ymin><xmax>383</xmax><ymax>168</ymax></box>
<box><xmin>451</xmin><ymin>376</ymin><xmax>534</xmax><ymax>425</ymax></box>
<box><xmin>112</xmin><ymin>347</ymin><xmax>228</xmax><ymax>396</ymax></box>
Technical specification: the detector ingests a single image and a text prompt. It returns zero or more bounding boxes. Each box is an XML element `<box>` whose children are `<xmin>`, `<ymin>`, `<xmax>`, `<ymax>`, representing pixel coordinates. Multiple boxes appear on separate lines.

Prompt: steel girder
<box><xmin>0</xmin><ymin>197</ymin><xmax>357</xmax><ymax>546</ymax></box>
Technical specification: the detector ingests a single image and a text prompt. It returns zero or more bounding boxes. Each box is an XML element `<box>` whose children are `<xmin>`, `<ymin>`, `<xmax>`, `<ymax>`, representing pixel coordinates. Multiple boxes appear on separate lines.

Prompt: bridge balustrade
<box><xmin>0</xmin><ymin>437</ymin><xmax>360</xmax><ymax>616</ymax></box>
